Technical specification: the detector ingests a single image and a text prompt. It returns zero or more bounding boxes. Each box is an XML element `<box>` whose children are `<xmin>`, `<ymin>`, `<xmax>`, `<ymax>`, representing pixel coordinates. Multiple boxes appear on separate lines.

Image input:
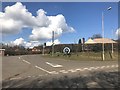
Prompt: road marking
<box><xmin>35</xmin><ymin>65</ymin><xmax>51</xmax><ymax>74</ymax></box>
<box><xmin>116</xmin><ymin>65</ymin><xmax>118</xmax><ymax>67</ymax></box>
<box><xmin>46</xmin><ymin>62</ymin><xmax>63</xmax><ymax>68</ymax></box>
<box><xmin>22</xmin><ymin>60</ymin><xmax>31</xmax><ymax>64</ymax></box>
<box><xmin>106</xmin><ymin>65</ymin><xmax>110</xmax><ymax>68</ymax></box>
<box><xmin>10</xmin><ymin>77</ymin><xmax>22</xmax><ymax>80</ymax></box>
<box><xmin>27</xmin><ymin>76</ymin><xmax>31</xmax><ymax>77</ymax></box>
<box><xmin>18</xmin><ymin>57</ymin><xmax>21</xmax><ymax>59</ymax></box>
<box><xmin>49</xmin><ymin>71</ymin><xmax>59</xmax><ymax>74</ymax></box>
<box><xmin>83</xmin><ymin>68</ymin><xmax>89</xmax><ymax>70</ymax></box>
<box><xmin>76</xmin><ymin>68</ymin><xmax>81</xmax><ymax>71</ymax></box>
<box><xmin>68</xmin><ymin>69</ymin><xmax>77</xmax><ymax>72</ymax></box>
<box><xmin>87</xmin><ymin>68</ymin><xmax>92</xmax><ymax>71</ymax></box>
<box><xmin>111</xmin><ymin>65</ymin><xmax>115</xmax><ymax>67</ymax></box>
<box><xmin>59</xmin><ymin>70</ymin><xmax>68</xmax><ymax>73</ymax></box>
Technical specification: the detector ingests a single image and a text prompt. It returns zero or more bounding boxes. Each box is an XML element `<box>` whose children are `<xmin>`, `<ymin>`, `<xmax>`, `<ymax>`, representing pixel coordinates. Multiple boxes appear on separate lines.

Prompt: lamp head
<box><xmin>107</xmin><ymin>7</ymin><xmax>112</xmax><ymax>10</ymax></box>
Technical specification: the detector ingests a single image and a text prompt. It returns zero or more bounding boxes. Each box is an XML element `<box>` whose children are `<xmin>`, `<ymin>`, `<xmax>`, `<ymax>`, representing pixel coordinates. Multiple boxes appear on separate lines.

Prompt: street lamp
<box><xmin>102</xmin><ymin>7</ymin><xmax>112</xmax><ymax>61</ymax></box>
<box><xmin>52</xmin><ymin>31</ymin><xmax>54</xmax><ymax>56</ymax></box>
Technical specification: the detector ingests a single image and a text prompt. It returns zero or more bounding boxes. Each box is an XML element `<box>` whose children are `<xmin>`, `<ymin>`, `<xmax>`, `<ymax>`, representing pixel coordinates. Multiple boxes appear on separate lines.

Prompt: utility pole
<box><xmin>112</xmin><ymin>30</ymin><xmax>114</xmax><ymax>54</ymax></box>
<box><xmin>102</xmin><ymin>7</ymin><xmax>112</xmax><ymax>61</ymax></box>
<box><xmin>42</xmin><ymin>44</ymin><xmax>45</xmax><ymax>55</ymax></box>
<box><xmin>102</xmin><ymin>12</ymin><xmax>105</xmax><ymax>61</ymax></box>
<box><xmin>52</xmin><ymin>31</ymin><xmax>54</xmax><ymax>56</ymax></box>
<box><xmin>42</xmin><ymin>43</ymin><xmax>46</xmax><ymax>55</ymax></box>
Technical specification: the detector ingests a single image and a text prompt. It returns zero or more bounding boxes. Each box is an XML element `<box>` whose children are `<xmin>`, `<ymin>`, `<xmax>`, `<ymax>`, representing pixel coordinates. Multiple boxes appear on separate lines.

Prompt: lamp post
<box><xmin>112</xmin><ymin>30</ymin><xmax>114</xmax><ymax>54</ymax></box>
<box><xmin>102</xmin><ymin>12</ymin><xmax>105</xmax><ymax>61</ymax></box>
<box><xmin>52</xmin><ymin>31</ymin><xmax>54</xmax><ymax>56</ymax></box>
<box><xmin>102</xmin><ymin>7</ymin><xmax>112</xmax><ymax>61</ymax></box>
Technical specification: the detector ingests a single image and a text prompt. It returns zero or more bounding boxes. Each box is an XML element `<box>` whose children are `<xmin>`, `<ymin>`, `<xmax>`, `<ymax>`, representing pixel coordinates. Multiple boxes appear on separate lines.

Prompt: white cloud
<box><xmin>12</xmin><ymin>38</ymin><xmax>24</xmax><ymax>45</ymax></box>
<box><xmin>1</xmin><ymin>2</ymin><xmax>75</xmax><ymax>42</ymax></box>
<box><xmin>10</xmin><ymin>38</ymin><xmax>41</xmax><ymax>48</ymax></box>
<box><xmin>46</xmin><ymin>39</ymin><xmax>60</xmax><ymax>46</ymax></box>
<box><xmin>30</xmin><ymin>14</ymin><xmax>75</xmax><ymax>41</ymax></box>
<box><xmin>0</xmin><ymin>2</ymin><xmax>36</xmax><ymax>34</ymax></box>
<box><xmin>9</xmin><ymin>37</ymin><xmax>61</xmax><ymax>48</ymax></box>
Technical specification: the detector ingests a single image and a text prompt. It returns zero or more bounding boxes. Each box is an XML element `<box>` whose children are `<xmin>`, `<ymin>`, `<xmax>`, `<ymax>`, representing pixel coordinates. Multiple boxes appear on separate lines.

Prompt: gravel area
<box><xmin>2</xmin><ymin>71</ymin><xmax>120</xmax><ymax>89</ymax></box>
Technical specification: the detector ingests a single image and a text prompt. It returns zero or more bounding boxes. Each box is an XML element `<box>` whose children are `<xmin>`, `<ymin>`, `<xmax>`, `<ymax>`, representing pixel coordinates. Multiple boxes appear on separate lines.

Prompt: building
<box><xmin>85</xmin><ymin>38</ymin><xmax>117</xmax><ymax>51</ymax></box>
<box><xmin>0</xmin><ymin>49</ymin><xmax>5</xmax><ymax>56</ymax></box>
<box><xmin>85</xmin><ymin>38</ymin><xmax>117</xmax><ymax>44</ymax></box>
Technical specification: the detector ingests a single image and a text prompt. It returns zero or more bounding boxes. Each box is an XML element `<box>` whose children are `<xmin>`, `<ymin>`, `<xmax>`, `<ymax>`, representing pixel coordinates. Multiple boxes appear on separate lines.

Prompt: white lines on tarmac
<box><xmin>18</xmin><ymin>57</ymin><xmax>21</xmax><ymax>59</ymax></box>
<box><xmin>8</xmin><ymin>64</ymin><xmax>118</xmax><ymax>81</ymax></box>
<box><xmin>10</xmin><ymin>77</ymin><xmax>22</xmax><ymax>80</ymax></box>
<box><xmin>46</xmin><ymin>62</ymin><xmax>63</xmax><ymax>68</ymax></box>
<box><xmin>35</xmin><ymin>65</ymin><xmax>51</xmax><ymax>74</ymax></box>
<box><xmin>59</xmin><ymin>70</ymin><xmax>69</xmax><ymax>73</ymax></box>
<box><xmin>22</xmin><ymin>60</ymin><xmax>31</xmax><ymax>64</ymax></box>
<box><xmin>58</xmin><ymin>64</ymin><xmax>118</xmax><ymax>74</ymax></box>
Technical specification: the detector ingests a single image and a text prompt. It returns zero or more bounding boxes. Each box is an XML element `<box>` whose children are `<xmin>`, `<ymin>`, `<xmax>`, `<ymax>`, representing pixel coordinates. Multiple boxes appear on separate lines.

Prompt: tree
<box><xmin>78</xmin><ymin>39</ymin><xmax>81</xmax><ymax>44</ymax></box>
<box><xmin>91</xmin><ymin>34</ymin><xmax>102</xmax><ymax>39</ymax></box>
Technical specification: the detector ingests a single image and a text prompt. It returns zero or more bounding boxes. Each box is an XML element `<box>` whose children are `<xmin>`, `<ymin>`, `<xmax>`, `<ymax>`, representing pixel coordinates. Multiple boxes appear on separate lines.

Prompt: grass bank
<box><xmin>43</xmin><ymin>51</ymin><xmax>118</xmax><ymax>61</ymax></box>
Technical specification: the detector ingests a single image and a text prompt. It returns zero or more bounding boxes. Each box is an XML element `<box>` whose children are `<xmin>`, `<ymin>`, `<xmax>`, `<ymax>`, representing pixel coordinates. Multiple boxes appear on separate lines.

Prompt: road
<box><xmin>2</xmin><ymin>54</ymin><xmax>118</xmax><ymax>88</ymax></box>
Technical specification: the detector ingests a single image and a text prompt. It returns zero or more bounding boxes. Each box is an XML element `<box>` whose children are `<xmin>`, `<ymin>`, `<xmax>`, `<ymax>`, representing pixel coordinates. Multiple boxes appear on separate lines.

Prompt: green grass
<box><xmin>43</xmin><ymin>51</ymin><xmax>118</xmax><ymax>61</ymax></box>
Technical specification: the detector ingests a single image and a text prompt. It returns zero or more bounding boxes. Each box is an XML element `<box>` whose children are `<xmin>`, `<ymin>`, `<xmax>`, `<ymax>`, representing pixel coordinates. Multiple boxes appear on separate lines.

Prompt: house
<box><xmin>32</xmin><ymin>48</ymin><xmax>41</xmax><ymax>52</ymax></box>
<box><xmin>85</xmin><ymin>38</ymin><xmax>117</xmax><ymax>44</ymax></box>
<box><xmin>85</xmin><ymin>38</ymin><xmax>117</xmax><ymax>51</ymax></box>
<box><xmin>0</xmin><ymin>49</ymin><xmax>5</xmax><ymax>56</ymax></box>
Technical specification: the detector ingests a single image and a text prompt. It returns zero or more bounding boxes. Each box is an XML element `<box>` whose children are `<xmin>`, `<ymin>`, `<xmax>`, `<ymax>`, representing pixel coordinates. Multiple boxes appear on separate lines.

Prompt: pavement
<box><xmin>2</xmin><ymin>54</ymin><xmax>119</xmax><ymax>88</ymax></box>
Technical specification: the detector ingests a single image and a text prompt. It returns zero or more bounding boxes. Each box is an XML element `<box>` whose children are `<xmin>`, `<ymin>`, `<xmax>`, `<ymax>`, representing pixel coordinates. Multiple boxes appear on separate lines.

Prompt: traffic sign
<box><xmin>63</xmin><ymin>47</ymin><xmax>70</xmax><ymax>54</ymax></box>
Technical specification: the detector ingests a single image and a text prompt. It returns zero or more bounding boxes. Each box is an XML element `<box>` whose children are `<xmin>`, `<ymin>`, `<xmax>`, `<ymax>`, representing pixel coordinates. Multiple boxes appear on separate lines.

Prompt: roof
<box><xmin>85</xmin><ymin>38</ymin><xmax>117</xmax><ymax>44</ymax></box>
<box><xmin>85</xmin><ymin>38</ymin><xmax>96</xmax><ymax>44</ymax></box>
<box><xmin>93</xmin><ymin>38</ymin><xmax>117</xmax><ymax>44</ymax></box>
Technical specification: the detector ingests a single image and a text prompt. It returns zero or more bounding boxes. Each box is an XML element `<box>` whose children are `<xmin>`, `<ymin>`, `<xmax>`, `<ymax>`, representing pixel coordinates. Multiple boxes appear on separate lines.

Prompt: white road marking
<box><xmin>27</xmin><ymin>76</ymin><xmax>31</xmax><ymax>77</ymax></box>
<box><xmin>59</xmin><ymin>70</ymin><xmax>68</xmax><ymax>73</ymax></box>
<box><xmin>49</xmin><ymin>71</ymin><xmax>59</xmax><ymax>74</ymax></box>
<box><xmin>46</xmin><ymin>62</ymin><xmax>63</xmax><ymax>68</ymax></box>
<box><xmin>68</xmin><ymin>69</ymin><xmax>77</xmax><ymax>72</ymax></box>
<box><xmin>76</xmin><ymin>68</ymin><xmax>82</xmax><ymax>71</ymax></box>
<box><xmin>87</xmin><ymin>68</ymin><xmax>92</xmax><ymax>71</ymax></box>
<box><xmin>22</xmin><ymin>60</ymin><xmax>31</xmax><ymax>64</ymax></box>
<box><xmin>10</xmin><ymin>77</ymin><xmax>22</xmax><ymax>80</ymax></box>
<box><xmin>83</xmin><ymin>68</ymin><xmax>89</xmax><ymax>70</ymax></box>
<box><xmin>35</xmin><ymin>65</ymin><xmax>51</xmax><ymax>74</ymax></box>
<box><xmin>116</xmin><ymin>65</ymin><xmax>118</xmax><ymax>67</ymax></box>
<box><xmin>18</xmin><ymin>57</ymin><xmax>21</xmax><ymax>59</ymax></box>
<box><xmin>111</xmin><ymin>65</ymin><xmax>115</xmax><ymax>67</ymax></box>
<box><xmin>106</xmin><ymin>65</ymin><xmax>110</xmax><ymax>68</ymax></box>
<box><xmin>100</xmin><ymin>66</ymin><xmax>105</xmax><ymax>69</ymax></box>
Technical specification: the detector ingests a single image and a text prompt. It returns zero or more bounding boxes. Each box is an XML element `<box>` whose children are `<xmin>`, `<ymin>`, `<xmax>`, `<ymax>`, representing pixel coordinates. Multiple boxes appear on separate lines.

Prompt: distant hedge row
<box><xmin>4</xmin><ymin>50</ymin><xmax>42</xmax><ymax>56</ymax></box>
<box><xmin>3</xmin><ymin>43</ymin><xmax>119</xmax><ymax>56</ymax></box>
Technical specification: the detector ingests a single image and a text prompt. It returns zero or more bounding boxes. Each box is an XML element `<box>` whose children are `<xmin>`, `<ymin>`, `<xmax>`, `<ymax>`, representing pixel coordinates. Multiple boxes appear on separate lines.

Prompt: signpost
<box><xmin>63</xmin><ymin>47</ymin><xmax>71</xmax><ymax>55</ymax></box>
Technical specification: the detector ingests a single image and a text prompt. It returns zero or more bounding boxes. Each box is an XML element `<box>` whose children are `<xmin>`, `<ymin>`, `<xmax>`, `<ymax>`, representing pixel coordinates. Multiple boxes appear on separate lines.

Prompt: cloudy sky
<box><xmin>1</xmin><ymin>2</ymin><xmax>119</xmax><ymax>48</ymax></box>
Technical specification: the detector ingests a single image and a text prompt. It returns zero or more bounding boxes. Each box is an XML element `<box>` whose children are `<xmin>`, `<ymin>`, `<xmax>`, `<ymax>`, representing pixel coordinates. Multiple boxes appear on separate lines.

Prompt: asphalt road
<box><xmin>2</xmin><ymin>54</ymin><xmax>118</xmax><ymax>80</ymax></box>
<box><xmin>2</xmin><ymin>54</ymin><xmax>118</xmax><ymax>88</ymax></box>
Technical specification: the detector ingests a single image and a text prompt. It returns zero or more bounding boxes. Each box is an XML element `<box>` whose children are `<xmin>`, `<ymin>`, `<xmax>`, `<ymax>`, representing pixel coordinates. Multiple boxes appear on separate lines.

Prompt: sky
<box><xmin>0</xmin><ymin>2</ymin><xmax>119</xmax><ymax>48</ymax></box>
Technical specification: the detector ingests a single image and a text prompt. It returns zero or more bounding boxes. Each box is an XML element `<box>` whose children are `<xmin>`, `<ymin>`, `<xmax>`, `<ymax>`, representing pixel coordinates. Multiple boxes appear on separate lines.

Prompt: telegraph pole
<box><xmin>42</xmin><ymin>43</ymin><xmax>46</xmax><ymax>55</ymax></box>
<box><xmin>112</xmin><ymin>30</ymin><xmax>114</xmax><ymax>54</ymax></box>
<box><xmin>102</xmin><ymin>12</ymin><xmax>105</xmax><ymax>61</ymax></box>
<box><xmin>42</xmin><ymin>44</ymin><xmax>45</xmax><ymax>55</ymax></box>
<box><xmin>102</xmin><ymin>7</ymin><xmax>112</xmax><ymax>61</ymax></box>
<box><xmin>52</xmin><ymin>31</ymin><xmax>54</xmax><ymax>56</ymax></box>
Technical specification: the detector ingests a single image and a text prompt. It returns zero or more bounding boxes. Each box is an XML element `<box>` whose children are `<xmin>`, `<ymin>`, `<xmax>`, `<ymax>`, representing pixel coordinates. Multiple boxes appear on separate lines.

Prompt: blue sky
<box><xmin>2</xmin><ymin>2</ymin><xmax>118</xmax><ymax>45</ymax></box>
